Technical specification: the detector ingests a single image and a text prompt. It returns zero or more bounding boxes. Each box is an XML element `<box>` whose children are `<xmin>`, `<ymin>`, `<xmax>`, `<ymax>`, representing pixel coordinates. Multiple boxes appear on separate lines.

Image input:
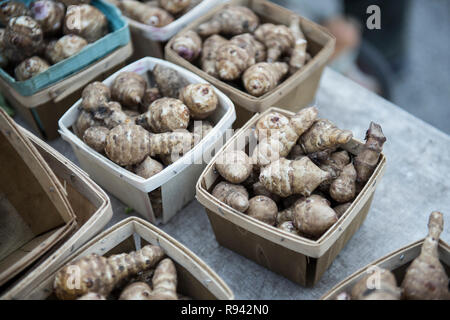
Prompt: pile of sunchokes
<box><xmin>211</xmin><ymin>108</ymin><xmax>386</xmax><ymax>240</ymax></box>
<box><xmin>171</xmin><ymin>4</ymin><xmax>313</xmax><ymax>97</ymax></box>
<box><xmin>54</xmin><ymin>244</ymin><xmax>189</xmax><ymax>300</ymax></box>
<box><xmin>0</xmin><ymin>0</ymin><xmax>110</xmax><ymax>80</ymax></box>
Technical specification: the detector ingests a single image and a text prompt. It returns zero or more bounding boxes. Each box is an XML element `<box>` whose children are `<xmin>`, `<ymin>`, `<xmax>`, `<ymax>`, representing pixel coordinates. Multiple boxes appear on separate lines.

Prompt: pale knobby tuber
<box><xmin>53</xmin><ymin>245</ymin><xmax>165</xmax><ymax>299</ymax></box>
<box><xmin>308</xmin><ymin>148</ymin><xmax>337</xmax><ymax>165</ymax></box>
<box><xmin>100</xmin><ymin>102</ymin><xmax>131</xmax><ymax>129</ymax></box>
<box><xmin>134</xmin><ymin>156</ymin><xmax>164</xmax><ymax>179</ymax></box>
<box><xmin>30</xmin><ymin>0</ymin><xmax>65</xmax><ymax>35</ymax></box>
<box><xmin>287</xmin><ymin>144</ymin><xmax>305</xmax><ymax>160</ymax></box>
<box><xmin>246</xmin><ymin>196</ymin><xmax>278</xmax><ymax>225</ymax></box>
<box><xmin>276</xmin><ymin>197</ymin><xmax>304</xmax><ymax>225</ymax></box>
<box><xmin>179</xmin><ymin>83</ymin><xmax>218</xmax><ymax>119</ymax></box>
<box><xmin>212</xmin><ymin>181</ymin><xmax>249</xmax><ymax>213</ymax></box>
<box><xmin>200</xmin><ymin>34</ymin><xmax>227</xmax><ymax>77</ymax></box>
<box><xmin>288</xmin><ymin>15</ymin><xmax>308</xmax><ymax>72</ymax></box>
<box><xmin>402</xmin><ymin>211</ymin><xmax>449</xmax><ymax>300</ymax></box>
<box><xmin>292</xmin><ymin>195</ymin><xmax>338</xmax><ymax>238</ymax></box>
<box><xmin>119</xmin><ymin>282</ymin><xmax>152</xmax><ymax>300</ymax></box>
<box><xmin>83</xmin><ymin>126</ymin><xmax>109</xmax><ymax>153</ymax></box>
<box><xmin>277</xmin><ymin>221</ymin><xmax>299</xmax><ymax>235</ymax></box>
<box><xmin>329</xmin><ymin>162</ymin><xmax>357</xmax><ymax>203</ymax></box>
<box><xmin>215</xmin><ymin>150</ymin><xmax>253</xmax><ymax>184</ymax></box>
<box><xmin>64</xmin><ymin>4</ymin><xmax>108</xmax><ymax>43</ymax></box>
<box><xmin>354</xmin><ymin>122</ymin><xmax>386</xmax><ymax>183</ymax></box>
<box><xmin>0</xmin><ymin>1</ymin><xmax>30</xmax><ymax>25</ymax></box>
<box><xmin>77</xmin><ymin>293</ymin><xmax>106</xmax><ymax>300</ymax></box>
<box><xmin>260</xmin><ymin>157</ymin><xmax>330</xmax><ymax>197</ymax></box>
<box><xmin>230</xmin><ymin>33</ymin><xmax>266</xmax><ymax>63</ymax></box>
<box><xmin>111</xmin><ymin>72</ymin><xmax>147</xmax><ymax>110</ymax></box>
<box><xmin>254</xmin><ymin>23</ymin><xmax>294</xmax><ymax>63</ymax></box>
<box><xmin>75</xmin><ymin>110</ymin><xmax>103</xmax><ymax>137</ymax></box>
<box><xmin>319</xmin><ymin>150</ymin><xmax>350</xmax><ymax>182</ymax></box>
<box><xmin>119</xmin><ymin>0</ymin><xmax>173</xmax><ymax>27</ymax></box>
<box><xmin>153</xmin><ymin>64</ymin><xmax>188</xmax><ymax>98</ymax></box>
<box><xmin>142</xmin><ymin>87</ymin><xmax>161</xmax><ymax>110</ymax></box>
<box><xmin>189</xmin><ymin>120</ymin><xmax>213</xmax><ymax>144</ymax></box>
<box><xmin>14</xmin><ymin>56</ymin><xmax>50</xmax><ymax>81</ymax></box>
<box><xmin>46</xmin><ymin>34</ymin><xmax>88</xmax><ymax>64</ymax></box>
<box><xmin>159</xmin><ymin>0</ymin><xmax>190</xmax><ymax>15</ymax></box>
<box><xmin>4</xmin><ymin>16</ymin><xmax>43</xmax><ymax>62</ymax></box>
<box><xmin>299</xmin><ymin>119</ymin><xmax>353</xmax><ymax>154</ymax></box>
<box><xmin>171</xmin><ymin>30</ymin><xmax>202</xmax><ymax>62</ymax></box>
<box><xmin>149</xmin><ymin>131</ymin><xmax>193</xmax><ymax>156</ymax></box>
<box><xmin>146</xmin><ymin>98</ymin><xmax>190</xmax><ymax>132</ymax></box>
<box><xmin>252</xmin><ymin>181</ymin><xmax>280</xmax><ymax>203</ymax></box>
<box><xmin>242</xmin><ymin>62</ymin><xmax>289</xmax><ymax>97</ymax></box>
<box><xmin>351</xmin><ymin>268</ymin><xmax>401</xmax><ymax>300</ymax></box>
<box><xmin>81</xmin><ymin>81</ymin><xmax>111</xmax><ymax>112</ymax></box>
<box><xmin>334</xmin><ymin>292</ymin><xmax>351</xmax><ymax>300</ymax></box>
<box><xmin>148</xmin><ymin>258</ymin><xmax>178</xmax><ymax>300</ymax></box>
<box><xmin>215</xmin><ymin>43</ymin><xmax>252</xmax><ymax>81</ymax></box>
<box><xmin>197</xmin><ymin>5</ymin><xmax>259</xmax><ymax>37</ymax></box>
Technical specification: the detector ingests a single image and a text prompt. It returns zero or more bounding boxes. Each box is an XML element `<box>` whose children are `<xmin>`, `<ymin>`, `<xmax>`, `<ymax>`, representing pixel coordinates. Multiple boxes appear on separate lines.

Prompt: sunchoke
<box><xmin>64</xmin><ymin>4</ymin><xmax>108</xmax><ymax>43</ymax></box>
<box><xmin>77</xmin><ymin>293</ymin><xmax>106</xmax><ymax>300</ymax></box>
<box><xmin>111</xmin><ymin>72</ymin><xmax>147</xmax><ymax>110</ymax></box>
<box><xmin>212</xmin><ymin>181</ymin><xmax>249</xmax><ymax>212</ymax></box>
<box><xmin>53</xmin><ymin>245</ymin><xmax>165</xmax><ymax>299</ymax></box>
<box><xmin>134</xmin><ymin>156</ymin><xmax>164</xmax><ymax>179</ymax></box>
<box><xmin>0</xmin><ymin>1</ymin><xmax>30</xmax><ymax>26</ymax></box>
<box><xmin>4</xmin><ymin>16</ymin><xmax>43</xmax><ymax>62</ymax></box>
<box><xmin>75</xmin><ymin>110</ymin><xmax>103</xmax><ymax>138</ymax></box>
<box><xmin>149</xmin><ymin>131</ymin><xmax>193</xmax><ymax>156</ymax></box>
<box><xmin>252</xmin><ymin>181</ymin><xmax>280</xmax><ymax>203</ymax></box>
<box><xmin>142</xmin><ymin>87</ymin><xmax>161</xmax><ymax>111</ymax></box>
<box><xmin>353</xmin><ymin>122</ymin><xmax>386</xmax><ymax>183</ymax></box>
<box><xmin>402</xmin><ymin>211</ymin><xmax>449</xmax><ymax>300</ymax></box>
<box><xmin>159</xmin><ymin>0</ymin><xmax>190</xmax><ymax>15</ymax></box>
<box><xmin>148</xmin><ymin>258</ymin><xmax>178</xmax><ymax>300</ymax></box>
<box><xmin>329</xmin><ymin>162</ymin><xmax>357</xmax><ymax>203</ymax></box>
<box><xmin>254</xmin><ymin>23</ymin><xmax>295</xmax><ymax>62</ymax></box>
<box><xmin>146</xmin><ymin>98</ymin><xmax>190</xmax><ymax>132</ymax></box>
<box><xmin>319</xmin><ymin>150</ymin><xmax>350</xmax><ymax>182</ymax></box>
<box><xmin>46</xmin><ymin>34</ymin><xmax>88</xmax><ymax>64</ymax></box>
<box><xmin>119</xmin><ymin>0</ymin><xmax>173</xmax><ymax>27</ymax></box>
<box><xmin>230</xmin><ymin>33</ymin><xmax>266</xmax><ymax>63</ymax></box>
<box><xmin>246</xmin><ymin>196</ymin><xmax>278</xmax><ymax>225</ymax></box>
<box><xmin>83</xmin><ymin>126</ymin><xmax>109</xmax><ymax>153</ymax></box>
<box><xmin>171</xmin><ymin>30</ymin><xmax>202</xmax><ymax>62</ymax></box>
<box><xmin>277</xmin><ymin>221</ymin><xmax>299</xmax><ymax>235</ymax></box>
<box><xmin>179</xmin><ymin>83</ymin><xmax>218</xmax><ymax>119</ymax></box>
<box><xmin>14</xmin><ymin>56</ymin><xmax>49</xmax><ymax>81</ymax></box>
<box><xmin>215</xmin><ymin>43</ymin><xmax>252</xmax><ymax>81</ymax></box>
<box><xmin>200</xmin><ymin>34</ymin><xmax>227</xmax><ymax>77</ymax></box>
<box><xmin>81</xmin><ymin>81</ymin><xmax>111</xmax><ymax>112</ymax></box>
<box><xmin>288</xmin><ymin>15</ymin><xmax>307</xmax><ymax>72</ymax></box>
<box><xmin>30</xmin><ymin>0</ymin><xmax>65</xmax><ymax>35</ymax></box>
<box><xmin>152</xmin><ymin>64</ymin><xmax>188</xmax><ymax>98</ymax></box>
<box><xmin>197</xmin><ymin>5</ymin><xmax>259</xmax><ymax>37</ymax></box>
<box><xmin>119</xmin><ymin>282</ymin><xmax>152</xmax><ymax>300</ymax></box>
<box><xmin>242</xmin><ymin>62</ymin><xmax>288</xmax><ymax>97</ymax></box>
<box><xmin>215</xmin><ymin>150</ymin><xmax>253</xmax><ymax>184</ymax></box>
<box><xmin>351</xmin><ymin>268</ymin><xmax>401</xmax><ymax>300</ymax></box>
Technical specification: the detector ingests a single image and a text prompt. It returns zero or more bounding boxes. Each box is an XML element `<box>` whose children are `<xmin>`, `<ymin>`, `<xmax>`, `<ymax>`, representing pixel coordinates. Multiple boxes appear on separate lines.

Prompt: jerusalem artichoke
<box><xmin>111</xmin><ymin>72</ymin><xmax>147</xmax><ymax>110</ymax></box>
<box><xmin>142</xmin><ymin>87</ymin><xmax>162</xmax><ymax>111</ymax></box>
<box><xmin>0</xmin><ymin>1</ymin><xmax>30</xmax><ymax>26</ymax></box>
<box><xmin>81</xmin><ymin>81</ymin><xmax>111</xmax><ymax>112</ymax></box>
<box><xmin>246</xmin><ymin>196</ymin><xmax>278</xmax><ymax>225</ymax></box>
<box><xmin>159</xmin><ymin>0</ymin><xmax>190</xmax><ymax>15</ymax></box>
<box><xmin>215</xmin><ymin>150</ymin><xmax>253</xmax><ymax>184</ymax></box>
<box><xmin>148</xmin><ymin>131</ymin><xmax>193</xmax><ymax>156</ymax></box>
<box><xmin>148</xmin><ymin>258</ymin><xmax>178</xmax><ymax>300</ymax></box>
<box><xmin>119</xmin><ymin>0</ymin><xmax>173</xmax><ymax>27</ymax></box>
<box><xmin>134</xmin><ymin>156</ymin><xmax>164</xmax><ymax>179</ymax></box>
<box><xmin>30</xmin><ymin>0</ymin><xmax>65</xmax><ymax>35</ymax></box>
<box><xmin>351</xmin><ymin>268</ymin><xmax>401</xmax><ymax>300</ymax></box>
<box><xmin>242</xmin><ymin>62</ymin><xmax>289</xmax><ymax>97</ymax></box>
<box><xmin>146</xmin><ymin>98</ymin><xmax>190</xmax><ymax>133</ymax></box>
<box><xmin>14</xmin><ymin>56</ymin><xmax>49</xmax><ymax>81</ymax></box>
<box><xmin>329</xmin><ymin>162</ymin><xmax>357</xmax><ymax>203</ymax></box>
<box><xmin>252</xmin><ymin>181</ymin><xmax>280</xmax><ymax>203</ymax></box>
<box><xmin>3</xmin><ymin>16</ymin><xmax>43</xmax><ymax>62</ymax></box>
<box><xmin>46</xmin><ymin>34</ymin><xmax>88</xmax><ymax>64</ymax></box>
<box><xmin>77</xmin><ymin>293</ymin><xmax>106</xmax><ymax>300</ymax></box>
<box><xmin>75</xmin><ymin>110</ymin><xmax>103</xmax><ymax>138</ymax></box>
<box><xmin>254</xmin><ymin>23</ymin><xmax>295</xmax><ymax>62</ymax></box>
<box><xmin>200</xmin><ymin>34</ymin><xmax>228</xmax><ymax>77</ymax></box>
<box><xmin>230</xmin><ymin>34</ymin><xmax>266</xmax><ymax>63</ymax></box>
<box><xmin>64</xmin><ymin>4</ymin><xmax>108</xmax><ymax>43</ymax></box>
<box><xmin>215</xmin><ymin>43</ymin><xmax>252</xmax><ymax>81</ymax></box>
<box><xmin>119</xmin><ymin>282</ymin><xmax>152</xmax><ymax>300</ymax></box>
<box><xmin>171</xmin><ymin>30</ymin><xmax>202</xmax><ymax>62</ymax></box>
<box><xmin>153</xmin><ymin>64</ymin><xmax>188</xmax><ymax>98</ymax></box>
<box><xmin>288</xmin><ymin>15</ymin><xmax>307</xmax><ymax>72</ymax></box>
<box><xmin>179</xmin><ymin>83</ymin><xmax>218</xmax><ymax>119</ymax></box>
<box><xmin>212</xmin><ymin>181</ymin><xmax>249</xmax><ymax>212</ymax></box>
<box><xmin>83</xmin><ymin>126</ymin><xmax>109</xmax><ymax>153</ymax></box>
<box><xmin>277</xmin><ymin>221</ymin><xmax>299</xmax><ymax>235</ymax></box>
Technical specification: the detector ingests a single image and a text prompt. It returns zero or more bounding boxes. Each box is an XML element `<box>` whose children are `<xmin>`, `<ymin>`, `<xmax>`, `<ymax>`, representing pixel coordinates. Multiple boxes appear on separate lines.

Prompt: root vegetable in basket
<box><xmin>179</xmin><ymin>83</ymin><xmax>218</xmax><ymax>119</ymax></box>
<box><xmin>111</xmin><ymin>72</ymin><xmax>147</xmax><ymax>110</ymax></box>
<box><xmin>105</xmin><ymin>123</ymin><xmax>152</xmax><ymax>166</ymax></box>
<box><xmin>246</xmin><ymin>195</ymin><xmax>278</xmax><ymax>225</ymax></box>
<box><xmin>319</xmin><ymin>150</ymin><xmax>350</xmax><ymax>182</ymax></box>
<box><xmin>289</xmin><ymin>15</ymin><xmax>307</xmax><ymax>73</ymax></box>
<box><xmin>197</xmin><ymin>5</ymin><xmax>259</xmax><ymax>37</ymax></box>
<box><xmin>0</xmin><ymin>1</ymin><xmax>30</xmax><ymax>26</ymax></box>
<box><xmin>119</xmin><ymin>282</ymin><xmax>152</xmax><ymax>300</ymax></box>
<box><xmin>78</xmin><ymin>293</ymin><xmax>106</xmax><ymax>300</ymax></box>
<box><xmin>3</xmin><ymin>16</ymin><xmax>43</xmax><ymax>62</ymax></box>
<box><xmin>354</xmin><ymin>122</ymin><xmax>386</xmax><ymax>183</ymax></box>
<box><xmin>292</xmin><ymin>195</ymin><xmax>338</xmax><ymax>238</ymax></box>
<box><xmin>53</xmin><ymin>245</ymin><xmax>165</xmax><ymax>300</ymax></box>
<box><xmin>153</xmin><ymin>64</ymin><xmax>188</xmax><ymax>98</ymax></box>
<box><xmin>83</xmin><ymin>126</ymin><xmax>109</xmax><ymax>153</ymax></box>
<box><xmin>64</xmin><ymin>4</ymin><xmax>108</xmax><ymax>43</ymax></box>
<box><xmin>201</xmin><ymin>34</ymin><xmax>228</xmax><ymax>77</ymax></box>
<box><xmin>146</xmin><ymin>98</ymin><xmax>190</xmax><ymax>133</ymax></box>
<box><xmin>0</xmin><ymin>28</ymin><xmax>9</xmax><ymax>68</ymax></box>
<box><xmin>242</xmin><ymin>62</ymin><xmax>289</xmax><ymax>97</ymax></box>
<box><xmin>254</xmin><ymin>23</ymin><xmax>295</xmax><ymax>63</ymax></box>
<box><xmin>231</xmin><ymin>33</ymin><xmax>266</xmax><ymax>63</ymax></box>
<box><xmin>252</xmin><ymin>181</ymin><xmax>280</xmax><ymax>203</ymax></box>
<box><xmin>98</xmin><ymin>102</ymin><xmax>131</xmax><ymax>129</ymax></box>
<box><xmin>299</xmin><ymin>119</ymin><xmax>353</xmax><ymax>154</ymax></box>
<box><xmin>351</xmin><ymin>268</ymin><xmax>401</xmax><ymax>300</ymax></box>
<box><xmin>215</xmin><ymin>43</ymin><xmax>252</xmax><ymax>81</ymax></box>
<box><xmin>75</xmin><ymin>110</ymin><xmax>103</xmax><ymax>137</ymax></box>
<box><xmin>149</xmin><ymin>131</ymin><xmax>193</xmax><ymax>156</ymax></box>
<box><xmin>14</xmin><ymin>56</ymin><xmax>50</xmax><ymax>80</ymax></box>
<box><xmin>159</xmin><ymin>0</ymin><xmax>190</xmax><ymax>15</ymax></box>
<box><xmin>171</xmin><ymin>30</ymin><xmax>202</xmax><ymax>62</ymax></box>
<box><xmin>81</xmin><ymin>81</ymin><xmax>111</xmax><ymax>112</ymax></box>
<box><xmin>30</xmin><ymin>0</ymin><xmax>65</xmax><ymax>35</ymax></box>
<box><xmin>148</xmin><ymin>258</ymin><xmax>178</xmax><ymax>300</ymax></box>
<box><xmin>259</xmin><ymin>157</ymin><xmax>330</xmax><ymax>198</ymax></box>
<box><xmin>46</xmin><ymin>34</ymin><xmax>88</xmax><ymax>64</ymax></box>
<box><xmin>134</xmin><ymin>156</ymin><xmax>164</xmax><ymax>179</ymax></box>
<box><xmin>189</xmin><ymin>119</ymin><xmax>213</xmax><ymax>143</ymax></box>
<box><xmin>402</xmin><ymin>211</ymin><xmax>449</xmax><ymax>300</ymax></box>
<box><xmin>118</xmin><ymin>0</ymin><xmax>173</xmax><ymax>27</ymax></box>
<box><xmin>329</xmin><ymin>162</ymin><xmax>357</xmax><ymax>203</ymax></box>
<box><xmin>215</xmin><ymin>150</ymin><xmax>253</xmax><ymax>184</ymax></box>
<box><xmin>142</xmin><ymin>87</ymin><xmax>161</xmax><ymax>111</ymax></box>
<box><xmin>212</xmin><ymin>181</ymin><xmax>249</xmax><ymax>213</ymax></box>
<box><xmin>277</xmin><ymin>221</ymin><xmax>299</xmax><ymax>235</ymax></box>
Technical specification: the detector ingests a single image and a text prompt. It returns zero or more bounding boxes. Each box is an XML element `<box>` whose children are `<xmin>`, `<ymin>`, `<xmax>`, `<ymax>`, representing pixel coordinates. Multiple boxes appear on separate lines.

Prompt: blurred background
<box><xmin>273</xmin><ymin>0</ymin><xmax>450</xmax><ymax>134</ymax></box>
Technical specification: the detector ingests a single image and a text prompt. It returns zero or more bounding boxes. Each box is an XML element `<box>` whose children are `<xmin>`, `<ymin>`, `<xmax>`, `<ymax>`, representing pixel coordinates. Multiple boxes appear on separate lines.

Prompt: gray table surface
<box><xmin>14</xmin><ymin>68</ymin><xmax>450</xmax><ymax>300</ymax></box>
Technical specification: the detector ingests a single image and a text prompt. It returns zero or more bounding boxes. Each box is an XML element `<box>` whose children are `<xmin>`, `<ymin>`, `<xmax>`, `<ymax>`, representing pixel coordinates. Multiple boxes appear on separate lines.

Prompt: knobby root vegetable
<box><xmin>0</xmin><ymin>28</ymin><xmax>8</xmax><ymax>68</ymax></box>
<box><xmin>289</xmin><ymin>15</ymin><xmax>307</xmax><ymax>72</ymax></box>
<box><xmin>299</xmin><ymin>119</ymin><xmax>353</xmax><ymax>154</ymax></box>
<box><xmin>215</xmin><ymin>150</ymin><xmax>253</xmax><ymax>184</ymax></box>
<box><xmin>179</xmin><ymin>83</ymin><xmax>218</xmax><ymax>119</ymax></box>
<box><xmin>0</xmin><ymin>1</ymin><xmax>30</xmax><ymax>26</ymax></box>
<box><xmin>111</xmin><ymin>72</ymin><xmax>147</xmax><ymax>110</ymax></box>
<box><xmin>64</xmin><ymin>4</ymin><xmax>108</xmax><ymax>43</ymax></box>
<box><xmin>259</xmin><ymin>157</ymin><xmax>330</xmax><ymax>197</ymax></box>
<box><xmin>95</xmin><ymin>102</ymin><xmax>130</xmax><ymax>129</ymax></box>
<box><xmin>230</xmin><ymin>33</ymin><xmax>266</xmax><ymax>64</ymax></box>
<box><xmin>149</xmin><ymin>131</ymin><xmax>193</xmax><ymax>156</ymax></box>
<box><xmin>246</xmin><ymin>196</ymin><xmax>278</xmax><ymax>225</ymax></box>
<box><xmin>329</xmin><ymin>162</ymin><xmax>357</xmax><ymax>203</ymax></box>
<box><xmin>319</xmin><ymin>150</ymin><xmax>350</xmax><ymax>182</ymax></box>
<box><xmin>308</xmin><ymin>148</ymin><xmax>337</xmax><ymax>164</ymax></box>
<box><xmin>242</xmin><ymin>62</ymin><xmax>288</xmax><ymax>97</ymax></box>
<box><xmin>276</xmin><ymin>197</ymin><xmax>304</xmax><ymax>225</ymax></box>
<box><xmin>159</xmin><ymin>0</ymin><xmax>190</xmax><ymax>14</ymax></box>
<box><xmin>333</xmin><ymin>202</ymin><xmax>352</xmax><ymax>218</ymax></box>
<box><xmin>287</xmin><ymin>144</ymin><xmax>305</xmax><ymax>160</ymax></box>
<box><xmin>216</xmin><ymin>43</ymin><xmax>252</xmax><ymax>81</ymax></box>
<box><xmin>30</xmin><ymin>0</ymin><xmax>65</xmax><ymax>35</ymax></box>
<box><xmin>4</xmin><ymin>16</ymin><xmax>43</xmax><ymax>62</ymax></box>
<box><xmin>14</xmin><ymin>56</ymin><xmax>49</xmax><ymax>81</ymax></box>
<box><xmin>252</xmin><ymin>181</ymin><xmax>280</xmax><ymax>203</ymax></box>
<box><xmin>292</xmin><ymin>195</ymin><xmax>338</xmax><ymax>238</ymax></box>
<box><xmin>402</xmin><ymin>211</ymin><xmax>449</xmax><ymax>300</ymax></box>
<box><xmin>254</xmin><ymin>23</ymin><xmax>294</xmax><ymax>62</ymax></box>
<box><xmin>149</xmin><ymin>188</ymin><xmax>163</xmax><ymax>218</ymax></box>
<box><xmin>334</xmin><ymin>292</ymin><xmax>351</xmax><ymax>300</ymax></box>
<box><xmin>46</xmin><ymin>34</ymin><xmax>88</xmax><ymax>64</ymax></box>
<box><xmin>53</xmin><ymin>245</ymin><xmax>165</xmax><ymax>300</ymax></box>
<box><xmin>171</xmin><ymin>30</ymin><xmax>202</xmax><ymax>62</ymax></box>
<box><xmin>134</xmin><ymin>156</ymin><xmax>164</xmax><ymax>179</ymax></box>
<box><xmin>105</xmin><ymin>124</ymin><xmax>152</xmax><ymax>166</ymax></box>
<box><xmin>81</xmin><ymin>81</ymin><xmax>111</xmax><ymax>112</ymax></box>
<box><xmin>83</xmin><ymin>126</ymin><xmax>109</xmax><ymax>153</ymax></box>
<box><xmin>197</xmin><ymin>5</ymin><xmax>259</xmax><ymax>37</ymax></box>
<box><xmin>351</xmin><ymin>268</ymin><xmax>401</xmax><ymax>300</ymax></box>
<box><xmin>254</xmin><ymin>111</ymin><xmax>291</xmax><ymax>140</ymax></box>
<box><xmin>75</xmin><ymin>110</ymin><xmax>103</xmax><ymax>138</ymax></box>
<box><xmin>277</xmin><ymin>221</ymin><xmax>299</xmax><ymax>234</ymax></box>
<box><xmin>142</xmin><ymin>87</ymin><xmax>161</xmax><ymax>111</ymax></box>
<box><xmin>119</xmin><ymin>0</ymin><xmax>173</xmax><ymax>27</ymax></box>
<box><xmin>354</xmin><ymin>122</ymin><xmax>386</xmax><ymax>183</ymax></box>
<box><xmin>77</xmin><ymin>293</ymin><xmax>106</xmax><ymax>300</ymax></box>
<box><xmin>200</xmin><ymin>34</ymin><xmax>227</xmax><ymax>77</ymax></box>
<box><xmin>189</xmin><ymin>120</ymin><xmax>213</xmax><ymax>143</ymax></box>
<box><xmin>153</xmin><ymin>64</ymin><xmax>188</xmax><ymax>98</ymax></box>
<box><xmin>146</xmin><ymin>98</ymin><xmax>190</xmax><ymax>132</ymax></box>
<box><xmin>148</xmin><ymin>258</ymin><xmax>178</xmax><ymax>300</ymax></box>
<box><xmin>212</xmin><ymin>181</ymin><xmax>249</xmax><ymax>212</ymax></box>
<box><xmin>119</xmin><ymin>282</ymin><xmax>152</xmax><ymax>300</ymax></box>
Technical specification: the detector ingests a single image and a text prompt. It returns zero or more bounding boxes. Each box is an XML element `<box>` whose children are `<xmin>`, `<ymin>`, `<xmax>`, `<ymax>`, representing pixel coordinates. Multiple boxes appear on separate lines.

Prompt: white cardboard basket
<box><xmin>59</xmin><ymin>57</ymin><xmax>236</xmax><ymax>224</ymax></box>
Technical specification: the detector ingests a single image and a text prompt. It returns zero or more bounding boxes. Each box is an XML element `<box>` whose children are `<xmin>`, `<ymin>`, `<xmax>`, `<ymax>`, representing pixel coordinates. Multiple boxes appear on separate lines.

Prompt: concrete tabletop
<box><xmin>14</xmin><ymin>68</ymin><xmax>450</xmax><ymax>299</ymax></box>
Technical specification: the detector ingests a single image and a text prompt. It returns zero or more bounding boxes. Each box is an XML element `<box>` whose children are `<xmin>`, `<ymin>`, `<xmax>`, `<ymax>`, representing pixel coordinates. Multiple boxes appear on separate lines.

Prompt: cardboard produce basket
<box><xmin>321</xmin><ymin>239</ymin><xmax>450</xmax><ymax>299</ymax></box>
<box><xmin>0</xmin><ymin>42</ymin><xmax>133</xmax><ymax>140</ymax></box>
<box><xmin>13</xmin><ymin>217</ymin><xmax>234</xmax><ymax>300</ymax></box>
<box><xmin>59</xmin><ymin>57</ymin><xmax>236</xmax><ymax>224</ymax></box>
<box><xmin>0</xmin><ymin>109</ymin><xmax>76</xmax><ymax>287</ymax></box>
<box><xmin>165</xmin><ymin>0</ymin><xmax>336</xmax><ymax>128</ymax></box>
<box><xmin>1</xmin><ymin>127</ymin><xmax>113</xmax><ymax>299</ymax></box>
<box><xmin>196</xmin><ymin>107</ymin><xmax>387</xmax><ymax>287</ymax></box>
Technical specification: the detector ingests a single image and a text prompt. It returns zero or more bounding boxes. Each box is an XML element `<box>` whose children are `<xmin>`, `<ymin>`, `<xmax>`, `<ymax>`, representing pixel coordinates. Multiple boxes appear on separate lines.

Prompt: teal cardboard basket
<box><xmin>0</xmin><ymin>0</ymin><xmax>130</xmax><ymax>96</ymax></box>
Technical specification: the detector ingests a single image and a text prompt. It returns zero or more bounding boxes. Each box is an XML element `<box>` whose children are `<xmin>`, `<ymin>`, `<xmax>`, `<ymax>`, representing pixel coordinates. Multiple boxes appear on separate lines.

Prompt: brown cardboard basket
<box><xmin>14</xmin><ymin>217</ymin><xmax>234</xmax><ymax>300</ymax></box>
<box><xmin>321</xmin><ymin>239</ymin><xmax>450</xmax><ymax>299</ymax></box>
<box><xmin>1</xmin><ymin>127</ymin><xmax>113</xmax><ymax>299</ymax></box>
<box><xmin>165</xmin><ymin>0</ymin><xmax>336</xmax><ymax>128</ymax></box>
<box><xmin>0</xmin><ymin>43</ymin><xmax>133</xmax><ymax>140</ymax></box>
<box><xmin>0</xmin><ymin>110</ymin><xmax>76</xmax><ymax>287</ymax></box>
<box><xmin>196</xmin><ymin>107</ymin><xmax>387</xmax><ymax>287</ymax></box>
